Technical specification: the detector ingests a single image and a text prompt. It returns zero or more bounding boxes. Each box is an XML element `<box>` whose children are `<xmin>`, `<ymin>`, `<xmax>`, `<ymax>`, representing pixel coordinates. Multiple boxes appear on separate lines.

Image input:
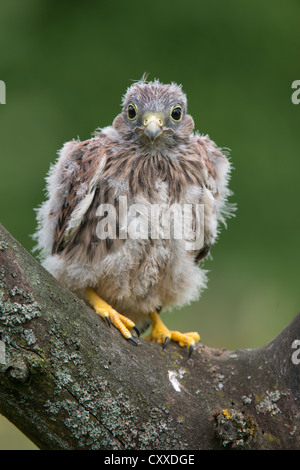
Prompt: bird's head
<box><xmin>113</xmin><ymin>78</ymin><xmax>195</xmax><ymax>147</ymax></box>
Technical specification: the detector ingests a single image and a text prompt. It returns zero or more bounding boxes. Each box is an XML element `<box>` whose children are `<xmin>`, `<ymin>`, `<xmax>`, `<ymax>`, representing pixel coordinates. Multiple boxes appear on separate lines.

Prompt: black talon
<box><xmin>188</xmin><ymin>344</ymin><xmax>194</xmax><ymax>358</ymax></box>
<box><xmin>133</xmin><ymin>325</ymin><xmax>140</xmax><ymax>337</ymax></box>
<box><xmin>162</xmin><ymin>336</ymin><xmax>170</xmax><ymax>350</ymax></box>
<box><xmin>128</xmin><ymin>335</ymin><xmax>138</xmax><ymax>345</ymax></box>
<box><xmin>105</xmin><ymin>316</ymin><xmax>111</xmax><ymax>327</ymax></box>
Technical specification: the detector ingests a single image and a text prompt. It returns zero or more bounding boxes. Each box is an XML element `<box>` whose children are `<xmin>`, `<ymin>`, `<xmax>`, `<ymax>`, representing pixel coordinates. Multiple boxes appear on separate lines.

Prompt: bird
<box><xmin>34</xmin><ymin>76</ymin><xmax>234</xmax><ymax>356</ymax></box>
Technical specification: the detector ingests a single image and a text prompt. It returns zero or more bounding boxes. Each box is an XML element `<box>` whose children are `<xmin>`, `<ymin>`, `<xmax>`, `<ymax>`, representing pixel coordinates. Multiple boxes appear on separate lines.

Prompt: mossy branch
<box><xmin>0</xmin><ymin>222</ymin><xmax>300</xmax><ymax>450</ymax></box>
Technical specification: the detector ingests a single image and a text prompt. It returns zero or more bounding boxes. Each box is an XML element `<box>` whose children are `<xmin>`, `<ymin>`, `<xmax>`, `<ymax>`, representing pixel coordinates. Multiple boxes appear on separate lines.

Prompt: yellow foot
<box><xmin>85</xmin><ymin>288</ymin><xmax>139</xmax><ymax>344</ymax></box>
<box><xmin>145</xmin><ymin>310</ymin><xmax>200</xmax><ymax>357</ymax></box>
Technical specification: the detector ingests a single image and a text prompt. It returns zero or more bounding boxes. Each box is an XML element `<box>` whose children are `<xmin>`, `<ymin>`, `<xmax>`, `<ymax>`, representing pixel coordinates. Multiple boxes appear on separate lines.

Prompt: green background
<box><xmin>0</xmin><ymin>0</ymin><xmax>299</xmax><ymax>450</ymax></box>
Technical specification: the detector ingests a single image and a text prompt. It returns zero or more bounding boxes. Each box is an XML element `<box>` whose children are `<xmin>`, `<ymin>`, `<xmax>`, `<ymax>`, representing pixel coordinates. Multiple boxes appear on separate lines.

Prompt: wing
<box><xmin>191</xmin><ymin>134</ymin><xmax>234</xmax><ymax>262</ymax></box>
<box><xmin>34</xmin><ymin>136</ymin><xmax>108</xmax><ymax>261</ymax></box>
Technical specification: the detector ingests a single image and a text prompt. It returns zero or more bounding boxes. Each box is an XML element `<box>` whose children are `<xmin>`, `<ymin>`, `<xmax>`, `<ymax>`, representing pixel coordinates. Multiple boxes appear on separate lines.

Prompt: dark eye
<box><xmin>170</xmin><ymin>106</ymin><xmax>182</xmax><ymax>122</ymax></box>
<box><xmin>127</xmin><ymin>103</ymin><xmax>137</xmax><ymax>120</ymax></box>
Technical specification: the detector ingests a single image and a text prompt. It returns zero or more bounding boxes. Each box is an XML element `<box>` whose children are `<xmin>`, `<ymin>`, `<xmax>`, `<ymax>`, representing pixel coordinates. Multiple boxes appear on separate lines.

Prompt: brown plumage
<box><xmin>34</xmin><ymin>77</ymin><xmax>234</xmax><ymax>355</ymax></box>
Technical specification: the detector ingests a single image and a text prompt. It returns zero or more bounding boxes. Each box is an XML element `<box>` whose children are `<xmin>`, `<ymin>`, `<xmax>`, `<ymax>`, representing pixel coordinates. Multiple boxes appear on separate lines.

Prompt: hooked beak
<box><xmin>143</xmin><ymin>113</ymin><xmax>164</xmax><ymax>143</ymax></box>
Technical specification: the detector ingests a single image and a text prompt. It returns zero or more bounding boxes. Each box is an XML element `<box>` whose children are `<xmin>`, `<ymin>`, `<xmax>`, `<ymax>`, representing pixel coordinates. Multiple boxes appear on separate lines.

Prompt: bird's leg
<box><xmin>145</xmin><ymin>310</ymin><xmax>200</xmax><ymax>356</ymax></box>
<box><xmin>85</xmin><ymin>288</ymin><xmax>139</xmax><ymax>344</ymax></box>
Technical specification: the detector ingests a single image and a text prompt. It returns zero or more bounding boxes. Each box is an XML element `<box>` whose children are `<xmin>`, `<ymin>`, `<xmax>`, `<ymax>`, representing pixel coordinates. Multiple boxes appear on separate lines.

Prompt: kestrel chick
<box><xmin>34</xmin><ymin>78</ymin><xmax>234</xmax><ymax>356</ymax></box>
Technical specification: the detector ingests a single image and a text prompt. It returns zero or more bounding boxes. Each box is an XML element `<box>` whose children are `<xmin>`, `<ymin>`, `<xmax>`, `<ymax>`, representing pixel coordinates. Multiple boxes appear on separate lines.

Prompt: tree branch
<box><xmin>0</xmin><ymin>222</ymin><xmax>299</xmax><ymax>450</ymax></box>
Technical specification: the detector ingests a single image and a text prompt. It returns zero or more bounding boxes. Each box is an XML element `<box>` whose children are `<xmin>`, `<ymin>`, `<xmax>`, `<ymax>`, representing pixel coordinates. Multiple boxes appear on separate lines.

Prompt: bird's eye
<box><xmin>127</xmin><ymin>103</ymin><xmax>138</xmax><ymax>120</ymax></box>
<box><xmin>170</xmin><ymin>105</ymin><xmax>182</xmax><ymax>122</ymax></box>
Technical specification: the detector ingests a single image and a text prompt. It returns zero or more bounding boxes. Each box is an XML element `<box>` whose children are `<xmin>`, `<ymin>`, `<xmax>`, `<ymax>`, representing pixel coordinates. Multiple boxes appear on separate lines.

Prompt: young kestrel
<box><xmin>34</xmin><ymin>78</ymin><xmax>233</xmax><ymax>356</ymax></box>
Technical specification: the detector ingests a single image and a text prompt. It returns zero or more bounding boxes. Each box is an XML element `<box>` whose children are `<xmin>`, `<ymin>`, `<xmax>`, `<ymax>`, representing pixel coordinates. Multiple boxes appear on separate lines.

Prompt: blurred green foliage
<box><xmin>0</xmin><ymin>0</ymin><xmax>299</xmax><ymax>450</ymax></box>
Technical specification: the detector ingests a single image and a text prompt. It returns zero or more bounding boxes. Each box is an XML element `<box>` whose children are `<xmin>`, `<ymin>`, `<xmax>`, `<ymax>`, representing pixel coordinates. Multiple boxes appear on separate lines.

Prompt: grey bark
<box><xmin>0</xmin><ymin>222</ymin><xmax>300</xmax><ymax>450</ymax></box>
